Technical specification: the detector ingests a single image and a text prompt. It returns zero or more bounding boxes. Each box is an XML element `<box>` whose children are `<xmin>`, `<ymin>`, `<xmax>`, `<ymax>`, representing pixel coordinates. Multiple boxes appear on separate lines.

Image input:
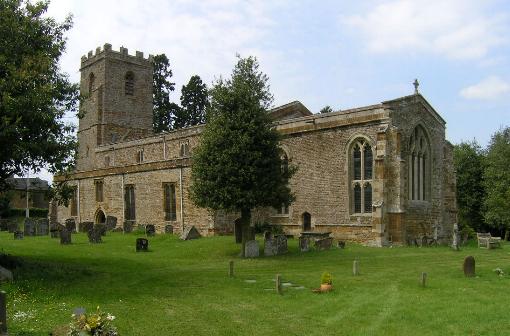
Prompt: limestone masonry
<box><xmin>53</xmin><ymin>43</ymin><xmax>457</xmax><ymax>246</ymax></box>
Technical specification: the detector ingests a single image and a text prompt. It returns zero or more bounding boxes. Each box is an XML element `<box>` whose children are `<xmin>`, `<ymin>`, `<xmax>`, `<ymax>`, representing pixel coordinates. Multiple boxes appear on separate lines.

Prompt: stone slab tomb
<box><xmin>145</xmin><ymin>224</ymin><xmax>156</xmax><ymax>237</ymax></box>
<box><xmin>180</xmin><ymin>226</ymin><xmax>201</xmax><ymax>240</ymax></box>
<box><xmin>105</xmin><ymin>216</ymin><xmax>117</xmax><ymax>231</ymax></box>
<box><xmin>136</xmin><ymin>238</ymin><xmax>149</xmax><ymax>252</ymax></box>
<box><xmin>244</xmin><ymin>240</ymin><xmax>259</xmax><ymax>258</ymax></box>
<box><xmin>60</xmin><ymin>227</ymin><xmax>72</xmax><ymax>245</ymax></box>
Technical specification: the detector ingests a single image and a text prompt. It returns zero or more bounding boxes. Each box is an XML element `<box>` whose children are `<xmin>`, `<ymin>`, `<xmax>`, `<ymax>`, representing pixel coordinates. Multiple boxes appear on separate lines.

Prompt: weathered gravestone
<box><xmin>264</xmin><ymin>231</ymin><xmax>273</xmax><ymax>241</ymax></box>
<box><xmin>314</xmin><ymin>237</ymin><xmax>333</xmax><ymax>251</ymax></box>
<box><xmin>7</xmin><ymin>220</ymin><xmax>17</xmax><ymax>233</ymax></box>
<box><xmin>463</xmin><ymin>256</ymin><xmax>475</xmax><ymax>277</ymax></box>
<box><xmin>50</xmin><ymin>223</ymin><xmax>62</xmax><ymax>238</ymax></box>
<box><xmin>79</xmin><ymin>222</ymin><xmax>94</xmax><ymax>233</ymax></box>
<box><xmin>165</xmin><ymin>225</ymin><xmax>173</xmax><ymax>234</ymax></box>
<box><xmin>0</xmin><ymin>265</ymin><xmax>13</xmax><ymax>282</ymax></box>
<box><xmin>65</xmin><ymin>218</ymin><xmax>76</xmax><ymax>233</ymax></box>
<box><xmin>244</xmin><ymin>240</ymin><xmax>259</xmax><ymax>258</ymax></box>
<box><xmin>60</xmin><ymin>227</ymin><xmax>72</xmax><ymax>245</ymax></box>
<box><xmin>299</xmin><ymin>236</ymin><xmax>310</xmax><ymax>252</ymax></box>
<box><xmin>123</xmin><ymin>221</ymin><xmax>133</xmax><ymax>233</ymax></box>
<box><xmin>275</xmin><ymin>235</ymin><xmax>288</xmax><ymax>254</ymax></box>
<box><xmin>36</xmin><ymin>218</ymin><xmax>49</xmax><ymax>236</ymax></box>
<box><xmin>264</xmin><ymin>238</ymin><xmax>278</xmax><ymax>256</ymax></box>
<box><xmin>13</xmin><ymin>231</ymin><xmax>23</xmax><ymax>240</ymax></box>
<box><xmin>145</xmin><ymin>224</ymin><xmax>156</xmax><ymax>237</ymax></box>
<box><xmin>105</xmin><ymin>216</ymin><xmax>117</xmax><ymax>231</ymax></box>
<box><xmin>180</xmin><ymin>226</ymin><xmax>201</xmax><ymax>240</ymax></box>
<box><xmin>136</xmin><ymin>238</ymin><xmax>149</xmax><ymax>252</ymax></box>
<box><xmin>0</xmin><ymin>291</ymin><xmax>7</xmax><ymax>335</ymax></box>
<box><xmin>95</xmin><ymin>223</ymin><xmax>107</xmax><ymax>236</ymax></box>
<box><xmin>24</xmin><ymin>218</ymin><xmax>36</xmax><ymax>236</ymax></box>
<box><xmin>87</xmin><ymin>226</ymin><xmax>103</xmax><ymax>244</ymax></box>
<box><xmin>451</xmin><ymin>223</ymin><xmax>460</xmax><ymax>251</ymax></box>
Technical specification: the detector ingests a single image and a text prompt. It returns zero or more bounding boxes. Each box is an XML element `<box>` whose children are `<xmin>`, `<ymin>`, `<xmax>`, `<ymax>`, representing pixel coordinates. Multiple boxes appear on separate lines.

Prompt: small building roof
<box><xmin>6</xmin><ymin>177</ymin><xmax>50</xmax><ymax>191</ymax></box>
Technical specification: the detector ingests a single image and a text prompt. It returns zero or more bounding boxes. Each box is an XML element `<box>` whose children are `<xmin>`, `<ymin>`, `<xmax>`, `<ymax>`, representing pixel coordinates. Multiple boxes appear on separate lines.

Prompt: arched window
<box><xmin>408</xmin><ymin>125</ymin><xmax>430</xmax><ymax>200</ymax></box>
<box><xmin>88</xmin><ymin>72</ymin><xmax>95</xmax><ymax>96</ymax></box>
<box><xmin>350</xmin><ymin>139</ymin><xmax>373</xmax><ymax>214</ymax></box>
<box><xmin>125</xmin><ymin>71</ymin><xmax>134</xmax><ymax>95</ymax></box>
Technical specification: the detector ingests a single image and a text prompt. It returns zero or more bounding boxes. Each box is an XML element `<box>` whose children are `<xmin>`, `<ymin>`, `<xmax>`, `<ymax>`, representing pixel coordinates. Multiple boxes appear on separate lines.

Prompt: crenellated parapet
<box><xmin>80</xmin><ymin>43</ymin><xmax>153</xmax><ymax>69</ymax></box>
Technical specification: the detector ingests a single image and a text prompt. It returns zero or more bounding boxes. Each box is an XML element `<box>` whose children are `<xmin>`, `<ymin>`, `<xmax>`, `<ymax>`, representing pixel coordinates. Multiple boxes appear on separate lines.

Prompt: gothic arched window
<box><xmin>408</xmin><ymin>125</ymin><xmax>430</xmax><ymax>201</ymax></box>
<box><xmin>88</xmin><ymin>72</ymin><xmax>95</xmax><ymax>96</ymax></box>
<box><xmin>350</xmin><ymin>139</ymin><xmax>373</xmax><ymax>214</ymax></box>
<box><xmin>125</xmin><ymin>71</ymin><xmax>134</xmax><ymax>95</ymax></box>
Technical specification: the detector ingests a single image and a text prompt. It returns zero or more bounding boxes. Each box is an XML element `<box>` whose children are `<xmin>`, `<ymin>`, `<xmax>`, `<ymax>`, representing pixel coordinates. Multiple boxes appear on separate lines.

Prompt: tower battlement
<box><xmin>80</xmin><ymin>43</ymin><xmax>153</xmax><ymax>69</ymax></box>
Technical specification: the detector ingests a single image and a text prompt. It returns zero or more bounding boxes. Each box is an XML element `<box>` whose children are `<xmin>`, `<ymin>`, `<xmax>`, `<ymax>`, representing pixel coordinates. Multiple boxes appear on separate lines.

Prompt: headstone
<box><xmin>164</xmin><ymin>225</ymin><xmax>173</xmax><ymax>234</ymax></box>
<box><xmin>0</xmin><ymin>266</ymin><xmax>13</xmax><ymax>282</ymax></box>
<box><xmin>36</xmin><ymin>218</ymin><xmax>49</xmax><ymax>236</ymax></box>
<box><xmin>145</xmin><ymin>224</ymin><xmax>156</xmax><ymax>236</ymax></box>
<box><xmin>136</xmin><ymin>238</ymin><xmax>149</xmax><ymax>252</ymax></box>
<box><xmin>353</xmin><ymin>260</ymin><xmax>359</xmax><ymax>276</ymax></box>
<box><xmin>276</xmin><ymin>274</ymin><xmax>282</xmax><ymax>295</ymax></box>
<box><xmin>234</xmin><ymin>220</ymin><xmax>242</xmax><ymax>244</ymax></box>
<box><xmin>275</xmin><ymin>234</ymin><xmax>288</xmax><ymax>254</ymax></box>
<box><xmin>50</xmin><ymin>223</ymin><xmax>62</xmax><ymax>238</ymax></box>
<box><xmin>0</xmin><ymin>291</ymin><xmax>7</xmax><ymax>335</ymax></box>
<box><xmin>451</xmin><ymin>223</ymin><xmax>460</xmax><ymax>251</ymax></box>
<box><xmin>13</xmin><ymin>231</ymin><xmax>23</xmax><ymax>240</ymax></box>
<box><xmin>24</xmin><ymin>218</ymin><xmax>36</xmax><ymax>236</ymax></box>
<box><xmin>80</xmin><ymin>222</ymin><xmax>94</xmax><ymax>233</ymax></box>
<box><xmin>315</xmin><ymin>237</ymin><xmax>333</xmax><ymax>251</ymax></box>
<box><xmin>95</xmin><ymin>223</ymin><xmax>107</xmax><ymax>236</ymax></box>
<box><xmin>244</xmin><ymin>240</ymin><xmax>259</xmax><ymax>258</ymax></box>
<box><xmin>421</xmin><ymin>272</ymin><xmax>427</xmax><ymax>287</ymax></box>
<box><xmin>264</xmin><ymin>231</ymin><xmax>273</xmax><ymax>241</ymax></box>
<box><xmin>60</xmin><ymin>227</ymin><xmax>72</xmax><ymax>245</ymax></box>
<box><xmin>463</xmin><ymin>256</ymin><xmax>475</xmax><ymax>277</ymax></box>
<box><xmin>180</xmin><ymin>226</ymin><xmax>201</xmax><ymax>240</ymax></box>
<box><xmin>105</xmin><ymin>216</ymin><xmax>117</xmax><ymax>231</ymax></box>
<box><xmin>299</xmin><ymin>236</ymin><xmax>310</xmax><ymax>252</ymax></box>
<box><xmin>123</xmin><ymin>221</ymin><xmax>133</xmax><ymax>233</ymax></box>
<box><xmin>65</xmin><ymin>218</ymin><xmax>76</xmax><ymax>233</ymax></box>
<box><xmin>87</xmin><ymin>226</ymin><xmax>102</xmax><ymax>244</ymax></box>
<box><xmin>7</xmin><ymin>220</ymin><xmax>17</xmax><ymax>233</ymax></box>
<box><xmin>338</xmin><ymin>241</ymin><xmax>346</xmax><ymax>249</ymax></box>
<box><xmin>264</xmin><ymin>238</ymin><xmax>278</xmax><ymax>256</ymax></box>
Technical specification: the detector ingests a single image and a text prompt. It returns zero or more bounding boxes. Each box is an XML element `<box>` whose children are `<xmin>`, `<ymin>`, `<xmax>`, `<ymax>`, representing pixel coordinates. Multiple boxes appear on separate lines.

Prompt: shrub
<box><xmin>68</xmin><ymin>306</ymin><xmax>118</xmax><ymax>335</ymax></box>
<box><xmin>321</xmin><ymin>272</ymin><xmax>332</xmax><ymax>285</ymax></box>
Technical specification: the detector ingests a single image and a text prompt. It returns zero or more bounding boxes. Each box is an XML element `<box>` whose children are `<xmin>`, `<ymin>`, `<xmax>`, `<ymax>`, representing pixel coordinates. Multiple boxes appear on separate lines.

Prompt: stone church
<box><xmin>54</xmin><ymin>43</ymin><xmax>457</xmax><ymax>246</ymax></box>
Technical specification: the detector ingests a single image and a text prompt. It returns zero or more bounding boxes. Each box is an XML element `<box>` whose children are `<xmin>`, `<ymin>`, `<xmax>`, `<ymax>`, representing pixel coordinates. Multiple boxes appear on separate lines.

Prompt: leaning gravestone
<box><xmin>60</xmin><ymin>227</ymin><xmax>72</xmax><ymax>245</ymax></box>
<box><xmin>65</xmin><ymin>218</ymin><xmax>76</xmax><ymax>233</ymax></box>
<box><xmin>275</xmin><ymin>235</ymin><xmax>288</xmax><ymax>254</ymax></box>
<box><xmin>264</xmin><ymin>238</ymin><xmax>278</xmax><ymax>256</ymax></box>
<box><xmin>136</xmin><ymin>238</ymin><xmax>149</xmax><ymax>252</ymax></box>
<box><xmin>87</xmin><ymin>226</ymin><xmax>102</xmax><ymax>244</ymax></box>
<box><xmin>244</xmin><ymin>240</ymin><xmax>259</xmax><ymax>258</ymax></box>
<box><xmin>105</xmin><ymin>216</ymin><xmax>117</xmax><ymax>231</ymax></box>
<box><xmin>180</xmin><ymin>226</ymin><xmax>201</xmax><ymax>240</ymax></box>
<box><xmin>36</xmin><ymin>218</ymin><xmax>49</xmax><ymax>236</ymax></box>
<box><xmin>123</xmin><ymin>221</ymin><xmax>133</xmax><ymax>233</ymax></box>
<box><xmin>145</xmin><ymin>224</ymin><xmax>156</xmax><ymax>237</ymax></box>
<box><xmin>13</xmin><ymin>231</ymin><xmax>23</xmax><ymax>240</ymax></box>
<box><xmin>95</xmin><ymin>223</ymin><xmax>107</xmax><ymax>236</ymax></box>
<box><xmin>165</xmin><ymin>225</ymin><xmax>173</xmax><ymax>234</ymax></box>
<box><xmin>299</xmin><ymin>236</ymin><xmax>310</xmax><ymax>252</ymax></box>
<box><xmin>463</xmin><ymin>256</ymin><xmax>475</xmax><ymax>277</ymax></box>
<box><xmin>24</xmin><ymin>218</ymin><xmax>36</xmax><ymax>236</ymax></box>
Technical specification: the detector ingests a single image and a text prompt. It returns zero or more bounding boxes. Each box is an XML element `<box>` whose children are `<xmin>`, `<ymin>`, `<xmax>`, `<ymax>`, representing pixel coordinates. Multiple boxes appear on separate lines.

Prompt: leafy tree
<box><xmin>320</xmin><ymin>105</ymin><xmax>333</xmax><ymax>114</ymax></box>
<box><xmin>190</xmin><ymin>56</ymin><xmax>295</xmax><ymax>256</ymax></box>
<box><xmin>174</xmin><ymin>75</ymin><xmax>208</xmax><ymax>129</ymax></box>
<box><xmin>483</xmin><ymin>127</ymin><xmax>510</xmax><ymax>239</ymax></box>
<box><xmin>453</xmin><ymin>140</ymin><xmax>486</xmax><ymax>232</ymax></box>
<box><xmin>152</xmin><ymin>54</ymin><xmax>175</xmax><ymax>133</ymax></box>
<box><xmin>0</xmin><ymin>0</ymin><xmax>79</xmax><ymax>192</ymax></box>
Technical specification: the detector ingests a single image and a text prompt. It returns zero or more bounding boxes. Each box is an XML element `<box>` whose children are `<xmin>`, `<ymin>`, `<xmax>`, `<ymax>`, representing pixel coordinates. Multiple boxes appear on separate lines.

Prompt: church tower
<box><xmin>76</xmin><ymin>43</ymin><xmax>153</xmax><ymax>171</ymax></box>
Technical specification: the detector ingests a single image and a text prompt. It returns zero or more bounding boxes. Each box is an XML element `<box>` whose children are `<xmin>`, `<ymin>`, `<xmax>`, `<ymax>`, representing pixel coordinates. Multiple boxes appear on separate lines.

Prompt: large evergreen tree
<box><xmin>0</xmin><ymin>0</ymin><xmax>79</xmax><ymax>191</ymax></box>
<box><xmin>152</xmin><ymin>54</ymin><xmax>176</xmax><ymax>133</ymax></box>
<box><xmin>483</xmin><ymin>127</ymin><xmax>510</xmax><ymax>239</ymax></box>
<box><xmin>174</xmin><ymin>75</ymin><xmax>208</xmax><ymax>129</ymax></box>
<box><xmin>453</xmin><ymin>141</ymin><xmax>486</xmax><ymax>232</ymax></box>
<box><xmin>190</xmin><ymin>56</ymin><xmax>294</xmax><ymax>256</ymax></box>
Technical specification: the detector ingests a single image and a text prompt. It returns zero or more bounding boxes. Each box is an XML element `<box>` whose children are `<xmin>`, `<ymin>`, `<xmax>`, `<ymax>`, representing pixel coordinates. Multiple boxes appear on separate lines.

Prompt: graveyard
<box><xmin>0</xmin><ymin>230</ymin><xmax>508</xmax><ymax>335</ymax></box>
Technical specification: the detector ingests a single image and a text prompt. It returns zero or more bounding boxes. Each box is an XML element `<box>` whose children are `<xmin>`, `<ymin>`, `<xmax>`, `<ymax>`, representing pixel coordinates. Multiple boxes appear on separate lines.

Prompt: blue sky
<box><xmin>34</xmin><ymin>0</ymin><xmax>510</xmax><ymax>182</ymax></box>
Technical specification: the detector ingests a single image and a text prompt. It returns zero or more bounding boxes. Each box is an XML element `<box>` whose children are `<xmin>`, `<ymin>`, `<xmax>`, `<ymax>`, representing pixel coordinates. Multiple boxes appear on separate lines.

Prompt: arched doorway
<box><xmin>95</xmin><ymin>209</ymin><xmax>106</xmax><ymax>224</ymax></box>
<box><xmin>302</xmin><ymin>212</ymin><xmax>311</xmax><ymax>231</ymax></box>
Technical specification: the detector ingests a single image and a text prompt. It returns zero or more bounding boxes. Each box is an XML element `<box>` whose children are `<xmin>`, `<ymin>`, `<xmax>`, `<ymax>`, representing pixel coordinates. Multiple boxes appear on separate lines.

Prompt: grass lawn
<box><xmin>1</xmin><ymin>231</ymin><xmax>509</xmax><ymax>335</ymax></box>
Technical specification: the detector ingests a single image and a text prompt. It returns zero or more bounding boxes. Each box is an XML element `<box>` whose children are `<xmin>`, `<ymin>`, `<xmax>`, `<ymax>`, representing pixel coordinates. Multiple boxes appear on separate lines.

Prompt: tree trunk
<box><xmin>505</xmin><ymin>229</ymin><xmax>509</xmax><ymax>241</ymax></box>
<box><xmin>240</xmin><ymin>208</ymin><xmax>252</xmax><ymax>257</ymax></box>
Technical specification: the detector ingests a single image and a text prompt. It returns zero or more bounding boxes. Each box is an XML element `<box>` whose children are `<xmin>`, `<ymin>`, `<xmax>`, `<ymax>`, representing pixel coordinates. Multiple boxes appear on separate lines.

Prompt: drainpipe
<box><xmin>162</xmin><ymin>136</ymin><xmax>167</xmax><ymax>160</ymax></box>
<box><xmin>77</xmin><ymin>180</ymin><xmax>81</xmax><ymax>227</ymax></box>
<box><xmin>121</xmin><ymin>174</ymin><xmax>125</xmax><ymax>223</ymax></box>
<box><xmin>179</xmin><ymin>167</ymin><xmax>184</xmax><ymax>233</ymax></box>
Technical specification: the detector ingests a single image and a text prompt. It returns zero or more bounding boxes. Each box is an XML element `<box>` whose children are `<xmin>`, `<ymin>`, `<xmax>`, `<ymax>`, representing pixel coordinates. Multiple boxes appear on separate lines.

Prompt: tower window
<box><xmin>88</xmin><ymin>72</ymin><xmax>95</xmax><ymax>96</ymax></box>
<box><xmin>180</xmin><ymin>141</ymin><xmax>189</xmax><ymax>157</ymax></box>
<box><xmin>95</xmin><ymin>179</ymin><xmax>104</xmax><ymax>202</ymax></box>
<box><xmin>125</xmin><ymin>71</ymin><xmax>134</xmax><ymax>95</ymax></box>
<box><xmin>136</xmin><ymin>149</ymin><xmax>144</xmax><ymax>163</ymax></box>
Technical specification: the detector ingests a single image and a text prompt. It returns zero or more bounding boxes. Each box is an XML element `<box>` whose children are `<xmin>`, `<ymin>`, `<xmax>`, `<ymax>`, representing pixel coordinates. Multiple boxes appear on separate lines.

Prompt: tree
<box><xmin>453</xmin><ymin>140</ymin><xmax>486</xmax><ymax>232</ymax></box>
<box><xmin>190</xmin><ymin>56</ymin><xmax>295</xmax><ymax>256</ymax></box>
<box><xmin>483</xmin><ymin>127</ymin><xmax>510</xmax><ymax>239</ymax></box>
<box><xmin>152</xmin><ymin>54</ymin><xmax>175</xmax><ymax>133</ymax></box>
<box><xmin>174</xmin><ymin>75</ymin><xmax>208</xmax><ymax>129</ymax></box>
<box><xmin>0</xmin><ymin>0</ymin><xmax>79</xmax><ymax>192</ymax></box>
<box><xmin>320</xmin><ymin>105</ymin><xmax>333</xmax><ymax>114</ymax></box>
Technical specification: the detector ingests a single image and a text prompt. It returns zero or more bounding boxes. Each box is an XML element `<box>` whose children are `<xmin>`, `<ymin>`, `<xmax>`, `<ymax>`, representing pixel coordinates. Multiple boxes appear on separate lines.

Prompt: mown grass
<box><xmin>1</xmin><ymin>232</ymin><xmax>509</xmax><ymax>335</ymax></box>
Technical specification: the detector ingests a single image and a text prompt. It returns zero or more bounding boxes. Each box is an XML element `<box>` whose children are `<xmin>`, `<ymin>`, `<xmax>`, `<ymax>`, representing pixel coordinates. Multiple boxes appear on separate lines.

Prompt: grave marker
<box><xmin>353</xmin><ymin>260</ymin><xmax>359</xmax><ymax>276</ymax></box>
<box><xmin>145</xmin><ymin>224</ymin><xmax>156</xmax><ymax>236</ymax></box>
<box><xmin>36</xmin><ymin>218</ymin><xmax>49</xmax><ymax>236</ymax></box>
<box><xmin>229</xmin><ymin>261</ymin><xmax>234</xmax><ymax>278</ymax></box>
<box><xmin>180</xmin><ymin>226</ymin><xmax>201</xmax><ymax>240</ymax></box>
<box><xmin>24</xmin><ymin>218</ymin><xmax>36</xmax><ymax>236</ymax></box>
<box><xmin>421</xmin><ymin>272</ymin><xmax>427</xmax><ymax>287</ymax></box>
<box><xmin>123</xmin><ymin>221</ymin><xmax>133</xmax><ymax>233</ymax></box>
<box><xmin>105</xmin><ymin>216</ymin><xmax>117</xmax><ymax>231</ymax></box>
<box><xmin>87</xmin><ymin>226</ymin><xmax>102</xmax><ymax>244</ymax></box>
<box><xmin>165</xmin><ymin>225</ymin><xmax>173</xmax><ymax>234</ymax></box>
<box><xmin>60</xmin><ymin>227</ymin><xmax>72</xmax><ymax>245</ymax></box>
<box><xmin>299</xmin><ymin>236</ymin><xmax>310</xmax><ymax>252</ymax></box>
<box><xmin>244</xmin><ymin>240</ymin><xmax>259</xmax><ymax>258</ymax></box>
<box><xmin>13</xmin><ymin>231</ymin><xmax>23</xmax><ymax>240</ymax></box>
<box><xmin>65</xmin><ymin>218</ymin><xmax>76</xmax><ymax>233</ymax></box>
<box><xmin>136</xmin><ymin>238</ymin><xmax>149</xmax><ymax>252</ymax></box>
<box><xmin>463</xmin><ymin>256</ymin><xmax>475</xmax><ymax>277</ymax></box>
<box><xmin>276</xmin><ymin>274</ymin><xmax>282</xmax><ymax>295</ymax></box>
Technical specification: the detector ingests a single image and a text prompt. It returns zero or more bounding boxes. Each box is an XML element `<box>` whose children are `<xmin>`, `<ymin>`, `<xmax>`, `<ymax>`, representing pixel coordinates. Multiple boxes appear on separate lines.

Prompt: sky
<box><xmin>32</xmin><ymin>0</ymin><xmax>510</xmax><ymax>182</ymax></box>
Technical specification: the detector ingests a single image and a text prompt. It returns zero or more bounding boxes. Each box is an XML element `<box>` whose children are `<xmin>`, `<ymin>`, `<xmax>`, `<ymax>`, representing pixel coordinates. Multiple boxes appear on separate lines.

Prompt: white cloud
<box><xmin>460</xmin><ymin>76</ymin><xmax>510</xmax><ymax>100</ymax></box>
<box><xmin>343</xmin><ymin>0</ymin><xmax>507</xmax><ymax>60</ymax></box>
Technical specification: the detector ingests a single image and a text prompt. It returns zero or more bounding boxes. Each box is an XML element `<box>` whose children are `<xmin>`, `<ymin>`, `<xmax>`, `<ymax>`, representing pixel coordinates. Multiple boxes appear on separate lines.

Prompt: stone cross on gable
<box><xmin>413</xmin><ymin>79</ymin><xmax>419</xmax><ymax>94</ymax></box>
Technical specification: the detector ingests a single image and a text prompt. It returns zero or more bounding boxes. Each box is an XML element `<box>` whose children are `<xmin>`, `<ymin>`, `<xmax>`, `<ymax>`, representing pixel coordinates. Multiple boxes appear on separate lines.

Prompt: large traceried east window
<box><xmin>408</xmin><ymin>125</ymin><xmax>430</xmax><ymax>201</ymax></box>
<box><xmin>350</xmin><ymin>139</ymin><xmax>373</xmax><ymax>214</ymax></box>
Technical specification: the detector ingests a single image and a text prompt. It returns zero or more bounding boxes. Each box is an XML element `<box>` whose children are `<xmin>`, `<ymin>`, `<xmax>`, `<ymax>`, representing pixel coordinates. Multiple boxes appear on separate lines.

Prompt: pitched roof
<box><xmin>6</xmin><ymin>177</ymin><xmax>50</xmax><ymax>191</ymax></box>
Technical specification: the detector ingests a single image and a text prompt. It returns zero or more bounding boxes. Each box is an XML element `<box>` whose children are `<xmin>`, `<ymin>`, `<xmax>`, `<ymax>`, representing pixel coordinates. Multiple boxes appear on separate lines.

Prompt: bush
<box><xmin>321</xmin><ymin>272</ymin><xmax>332</xmax><ymax>285</ymax></box>
<box><xmin>8</xmin><ymin>208</ymin><xmax>48</xmax><ymax>218</ymax></box>
<box><xmin>68</xmin><ymin>306</ymin><xmax>118</xmax><ymax>335</ymax></box>
<box><xmin>253</xmin><ymin>221</ymin><xmax>283</xmax><ymax>234</ymax></box>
